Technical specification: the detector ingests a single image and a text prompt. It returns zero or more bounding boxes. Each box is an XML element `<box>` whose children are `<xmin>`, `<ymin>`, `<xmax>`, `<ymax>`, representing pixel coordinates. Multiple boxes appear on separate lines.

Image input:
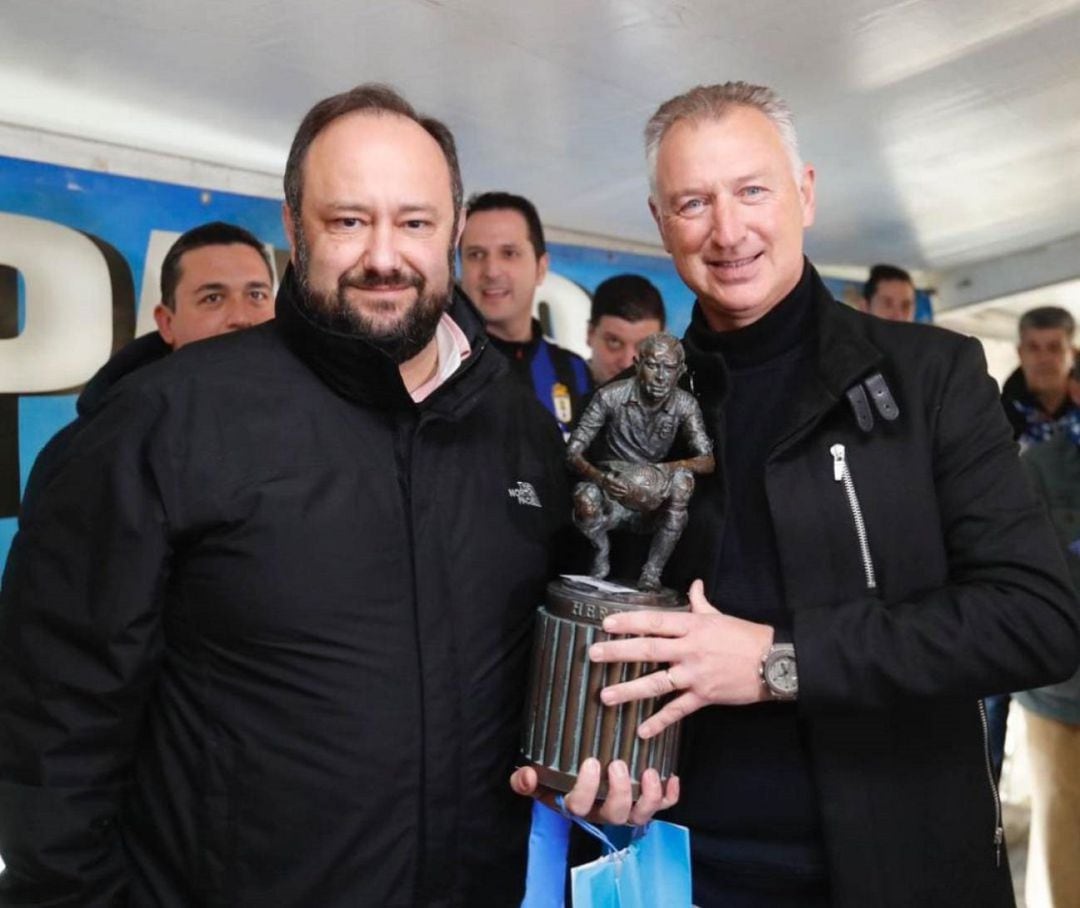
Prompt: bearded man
<box><xmin>0</xmin><ymin>84</ymin><xmax>668</xmax><ymax>908</ymax></box>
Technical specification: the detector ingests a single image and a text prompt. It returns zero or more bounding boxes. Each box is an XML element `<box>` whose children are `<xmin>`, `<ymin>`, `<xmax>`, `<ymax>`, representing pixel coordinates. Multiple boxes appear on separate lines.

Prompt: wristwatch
<box><xmin>761</xmin><ymin>643</ymin><xmax>798</xmax><ymax>700</ymax></box>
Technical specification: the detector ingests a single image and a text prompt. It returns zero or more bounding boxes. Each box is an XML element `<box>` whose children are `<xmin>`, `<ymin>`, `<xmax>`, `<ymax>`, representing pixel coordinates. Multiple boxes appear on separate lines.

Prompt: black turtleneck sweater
<box><xmin>666</xmin><ymin>263</ymin><xmax>829</xmax><ymax>905</ymax></box>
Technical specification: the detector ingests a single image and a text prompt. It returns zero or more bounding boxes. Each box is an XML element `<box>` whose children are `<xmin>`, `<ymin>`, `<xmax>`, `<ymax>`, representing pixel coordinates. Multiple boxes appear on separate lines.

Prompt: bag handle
<box><xmin>554</xmin><ymin>795</ymin><xmax>648</xmax><ymax>855</ymax></box>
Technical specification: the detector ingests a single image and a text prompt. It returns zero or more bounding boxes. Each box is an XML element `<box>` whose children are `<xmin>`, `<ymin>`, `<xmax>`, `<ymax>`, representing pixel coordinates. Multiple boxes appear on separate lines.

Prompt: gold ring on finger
<box><xmin>665</xmin><ymin>667</ymin><xmax>679</xmax><ymax>692</ymax></box>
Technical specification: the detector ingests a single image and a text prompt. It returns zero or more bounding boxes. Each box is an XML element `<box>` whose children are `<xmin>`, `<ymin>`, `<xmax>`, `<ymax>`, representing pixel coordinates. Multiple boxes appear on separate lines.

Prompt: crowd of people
<box><xmin>0</xmin><ymin>78</ymin><xmax>1077</xmax><ymax>908</ymax></box>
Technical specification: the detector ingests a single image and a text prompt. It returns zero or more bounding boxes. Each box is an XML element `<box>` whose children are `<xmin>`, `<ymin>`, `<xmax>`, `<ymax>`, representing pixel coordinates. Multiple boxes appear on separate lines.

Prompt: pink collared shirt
<box><xmin>410</xmin><ymin>314</ymin><xmax>473</xmax><ymax>403</ymax></box>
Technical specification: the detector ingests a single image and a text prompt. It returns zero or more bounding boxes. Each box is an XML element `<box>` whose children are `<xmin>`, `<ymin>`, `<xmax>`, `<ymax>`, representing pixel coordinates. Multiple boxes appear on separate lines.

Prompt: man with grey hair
<box><xmin>586</xmin><ymin>81</ymin><xmax>1079</xmax><ymax>906</ymax></box>
<box><xmin>1002</xmin><ymin>305</ymin><xmax>1078</xmax><ymax>446</ymax></box>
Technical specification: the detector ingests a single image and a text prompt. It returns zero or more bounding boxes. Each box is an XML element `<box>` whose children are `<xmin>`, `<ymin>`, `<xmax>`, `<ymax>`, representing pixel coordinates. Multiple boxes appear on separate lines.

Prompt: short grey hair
<box><xmin>644</xmin><ymin>82</ymin><xmax>803</xmax><ymax>198</ymax></box>
<box><xmin>1019</xmin><ymin>306</ymin><xmax>1075</xmax><ymax>339</ymax></box>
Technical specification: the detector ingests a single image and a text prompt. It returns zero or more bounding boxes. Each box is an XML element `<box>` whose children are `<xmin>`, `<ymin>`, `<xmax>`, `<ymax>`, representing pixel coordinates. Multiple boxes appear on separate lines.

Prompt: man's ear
<box><xmin>799</xmin><ymin>164</ymin><xmax>817</xmax><ymax>228</ymax></box>
<box><xmin>153</xmin><ymin>303</ymin><xmax>176</xmax><ymax>348</ymax></box>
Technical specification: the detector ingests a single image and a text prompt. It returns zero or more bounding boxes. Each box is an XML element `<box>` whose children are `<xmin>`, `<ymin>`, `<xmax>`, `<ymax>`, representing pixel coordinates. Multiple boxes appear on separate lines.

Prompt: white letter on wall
<box><xmin>0</xmin><ymin>213</ymin><xmax>113</xmax><ymax>392</ymax></box>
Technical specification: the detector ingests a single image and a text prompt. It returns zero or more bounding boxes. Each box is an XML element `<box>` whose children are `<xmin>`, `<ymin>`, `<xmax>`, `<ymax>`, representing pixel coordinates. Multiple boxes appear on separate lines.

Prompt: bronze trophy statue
<box><xmin>521</xmin><ymin>333</ymin><xmax>715</xmax><ymax>797</ymax></box>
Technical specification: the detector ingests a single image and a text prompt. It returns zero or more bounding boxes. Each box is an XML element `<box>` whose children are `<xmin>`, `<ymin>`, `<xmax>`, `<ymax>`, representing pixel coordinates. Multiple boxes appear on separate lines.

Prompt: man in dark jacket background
<box><xmin>586</xmin><ymin>81</ymin><xmax>1080</xmax><ymax>907</ymax></box>
<box><xmin>1017</xmin><ymin>425</ymin><xmax>1080</xmax><ymax>908</ymax></box>
<box><xmin>985</xmin><ymin>306</ymin><xmax>1080</xmax><ymax>790</ymax></box>
<box><xmin>0</xmin><ymin>84</ymin><xmax>664</xmax><ymax>908</ymax></box>
<box><xmin>19</xmin><ymin>221</ymin><xmax>275</xmax><ymax>513</ymax></box>
<box><xmin>1001</xmin><ymin>306</ymin><xmax>1079</xmax><ymax>447</ymax></box>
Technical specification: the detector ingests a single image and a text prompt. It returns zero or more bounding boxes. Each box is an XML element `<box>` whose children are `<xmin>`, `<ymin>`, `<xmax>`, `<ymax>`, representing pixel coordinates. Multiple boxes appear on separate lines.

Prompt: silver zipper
<box><xmin>829</xmin><ymin>444</ymin><xmax>877</xmax><ymax>590</ymax></box>
<box><xmin>977</xmin><ymin>698</ymin><xmax>1005</xmax><ymax>867</ymax></box>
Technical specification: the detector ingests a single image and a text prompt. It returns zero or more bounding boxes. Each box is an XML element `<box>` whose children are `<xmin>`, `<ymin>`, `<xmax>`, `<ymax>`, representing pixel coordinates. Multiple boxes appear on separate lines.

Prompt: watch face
<box><xmin>765</xmin><ymin>654</ymin><xmax>798</xmax><ymax>695</ymax></box>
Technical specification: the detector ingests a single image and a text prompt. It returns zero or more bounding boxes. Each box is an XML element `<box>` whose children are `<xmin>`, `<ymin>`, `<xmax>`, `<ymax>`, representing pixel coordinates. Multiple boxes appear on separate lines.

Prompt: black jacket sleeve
<box><xmin>796</xmin><ymin>337</ymin><xmax>1080</xmax><ymax>709</ymax></box>
<box><xmin>0</xmin><ymin>389</ymin><xmax>172</xmax><ymax>906</ymax></box>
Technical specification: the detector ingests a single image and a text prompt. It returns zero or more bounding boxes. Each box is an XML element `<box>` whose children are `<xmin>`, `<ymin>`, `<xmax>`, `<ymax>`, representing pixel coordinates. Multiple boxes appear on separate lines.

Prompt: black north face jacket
<box><xmin>0</xmin><ymin>269</ymin><xmax>571</xmax><ymax>907</ymax></box>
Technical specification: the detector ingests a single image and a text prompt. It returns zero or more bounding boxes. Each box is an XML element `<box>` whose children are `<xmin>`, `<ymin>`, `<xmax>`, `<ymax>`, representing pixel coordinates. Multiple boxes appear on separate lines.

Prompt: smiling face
<box><xmin>650</xmin><ymin>105</ymin><xmax>815</xmax><ymax>332</ymax></box>
<box><xmin>459</xmin><ymin>208</ymin><xmax>548</xmax><ymax>342</ymax></box>
<box><xmin>283</xmin><ymin>110</ymin><xmax>458</xmax><ymax>363</ymax></box>
<box><xmin>153</xmin><ymin>243</ymin><xmax>274</xmax><ymax>349</ymax></box>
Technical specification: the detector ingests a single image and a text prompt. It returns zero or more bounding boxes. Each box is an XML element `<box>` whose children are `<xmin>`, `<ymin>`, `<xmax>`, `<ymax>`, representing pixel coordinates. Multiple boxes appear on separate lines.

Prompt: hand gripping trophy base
<box><xmin>520</xmin><ymin>577</ymin><xmax>687</xmax><ymax>799</ymax></box>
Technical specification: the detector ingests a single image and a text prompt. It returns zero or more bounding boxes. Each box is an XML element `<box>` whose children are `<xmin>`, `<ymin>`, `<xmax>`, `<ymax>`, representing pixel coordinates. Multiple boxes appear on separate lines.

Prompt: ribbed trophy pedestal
<box><xmin>521</xmin><ymin>576</ymin><xmax>687</xmax><ymax>799</ymax></box>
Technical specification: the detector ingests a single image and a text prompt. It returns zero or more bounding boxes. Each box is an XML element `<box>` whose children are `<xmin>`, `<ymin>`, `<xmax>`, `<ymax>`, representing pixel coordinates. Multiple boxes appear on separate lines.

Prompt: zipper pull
<box><xmin>830</xmin><ymin>443</ymin><xmax>845</xmax><ymax>481</ymax></box>
<box><xmin>994</xmin><ymin>826</ymin><xmax>1004</xmax><ymax>867</ymax></box>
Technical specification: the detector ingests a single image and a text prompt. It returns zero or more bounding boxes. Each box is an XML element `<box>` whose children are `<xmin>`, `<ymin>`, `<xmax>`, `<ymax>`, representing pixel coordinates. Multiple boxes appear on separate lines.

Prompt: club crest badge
<box><xmin>552</xmin><ymin>382</ymin><xmax>573</xmax><ymax>425</ymax></box>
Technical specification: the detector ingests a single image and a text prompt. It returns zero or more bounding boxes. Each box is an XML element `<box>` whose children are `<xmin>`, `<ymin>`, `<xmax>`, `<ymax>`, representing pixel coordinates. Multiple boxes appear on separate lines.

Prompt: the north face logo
<box><xmin>508</xmin><ymin>481</ymin><xmax>542</xmax><ymax>508</ymax></box>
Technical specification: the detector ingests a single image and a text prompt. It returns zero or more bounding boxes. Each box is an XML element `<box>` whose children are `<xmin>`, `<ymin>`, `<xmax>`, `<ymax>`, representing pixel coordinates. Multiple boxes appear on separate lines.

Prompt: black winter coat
<box><xmin>0</xmin><ymin>271</ymin><xmax>571</xmax><ymax>907</ymax></box>
<box><xmin>665</xmin><ymin>267</ymin><xmax>1080</xmax><ymax>907</ymax></box>
<box><xmin>18</xmin><ymin>331</ymin><xmax>171</xmax><ymax>515</ymax></box>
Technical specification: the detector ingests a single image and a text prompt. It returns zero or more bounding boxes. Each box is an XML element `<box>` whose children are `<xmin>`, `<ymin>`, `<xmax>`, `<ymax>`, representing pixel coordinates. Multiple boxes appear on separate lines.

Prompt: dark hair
<box><xmin>284</xmin><ymin>83</ymin><xmax>463</xmax><ymax>228</ymax></box>
<box><xmin>160</xmin><ymin>221</ymin><xmax>272</xmax><ymax>311</ymax></box>
<box><xmin>590</xmin><ymin>274</ymin><xmax>666</xmax><ymax>328</ymax></box>
<box><xmin>863</xmin><ymin>263</ymin><xmax>914</xmax><ymax>302</ymax></box>
<box><xmin>1019</xmin><ymin>306</ymin><xmax>1075</xmax><ymax>339</ymax></box>
<box><xmin>465</xmin><ymin>192</ymin><xmax>546</xmax><ymax>258</ymax></box>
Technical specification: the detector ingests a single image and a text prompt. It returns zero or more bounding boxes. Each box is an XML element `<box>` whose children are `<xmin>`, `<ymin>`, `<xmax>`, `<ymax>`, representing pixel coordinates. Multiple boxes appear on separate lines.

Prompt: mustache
<box><xmin>340</xmin><ymin>269</ymin><xmax>424</xmax><ymax>292</ymax></box>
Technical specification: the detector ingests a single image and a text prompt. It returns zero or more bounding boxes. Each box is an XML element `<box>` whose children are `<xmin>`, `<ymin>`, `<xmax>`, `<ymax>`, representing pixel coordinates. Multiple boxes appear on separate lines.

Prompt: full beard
<box><xmin>294</xmin><ymin>226</ymin><xmax>455</xmax><ymax>365</ymax></box>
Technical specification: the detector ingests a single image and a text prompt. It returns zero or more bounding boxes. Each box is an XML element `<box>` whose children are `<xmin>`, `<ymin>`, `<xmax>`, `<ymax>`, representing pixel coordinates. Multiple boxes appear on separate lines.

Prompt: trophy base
<box><xmin>520</xmin><ymin>576</ymin><xmax>685</xmax><ymax>800</ymax></box>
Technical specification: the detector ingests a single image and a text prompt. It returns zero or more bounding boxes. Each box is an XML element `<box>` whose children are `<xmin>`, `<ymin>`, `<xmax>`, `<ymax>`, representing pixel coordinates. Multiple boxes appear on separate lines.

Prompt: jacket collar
<box><xmin>274</xmin><ymin>263</ymin><xmax>501</xmax><ymax>414</ymax></box>
<box><xmin>778</xmin><ymin>273</ymin><xmax>886</xmax><ymax>450</ymax></box>
<box><xmin>812</xmin><ymin>271</ymin><xmax>885</xmax><ymax>397</ymax></box>
<box><xmin>682</xmin><ymin>260</ymin><xmax>887</xmax><ymax>447</ymax></box>
<box><xmin>78</xmin><ymin>331</ymin><xmax>171</xmax><ymax>417</ymax></box>
<box><xmin>486</xmin><ymin>318</ymin><xmax>545</xmax><ymax>361</ymax></box>
<box><xmin>684</xmin><ymin>260</ymin><xmax>884</xmax><ymax>402</ymax></box>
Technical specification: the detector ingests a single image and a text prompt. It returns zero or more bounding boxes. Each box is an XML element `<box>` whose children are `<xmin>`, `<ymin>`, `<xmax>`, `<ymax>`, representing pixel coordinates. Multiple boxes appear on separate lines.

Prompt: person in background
<box><xmin>1002</xmin><ymin>306</ymin><xmax>1079</xmax><ymax>447</ymax></box>
<box><xmin>860</xmin><ymin>263</ymin><xmax>917</xmax><ymax>323</ymax></box>
<box><xmin>460</xmin><ymin>191</ymin><xmax>591</xmax><ymax>434</ymax></box>
<box><xmin>1017</xmin><ymin>402</ymin><xmax>1080</xmax><ymax>908</ymax></box>
<box><xmin>988</xmin><ymin>306</ymin><xmax>1080</xmax><ymax>785</ymax></box>
<box><xmin>152</xmin><ymin>220</ymin><xmax>275</xmax><ymax>350</ymax></box>
<box><xmin>18</xmin><ymin>221</ymin><xmax>275</xmax><ymax>512</ymax></box>
<box><xmin>586</xmin><ymin>273</ymin><xmax>666</xmax><ymax>385</ymax></box>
